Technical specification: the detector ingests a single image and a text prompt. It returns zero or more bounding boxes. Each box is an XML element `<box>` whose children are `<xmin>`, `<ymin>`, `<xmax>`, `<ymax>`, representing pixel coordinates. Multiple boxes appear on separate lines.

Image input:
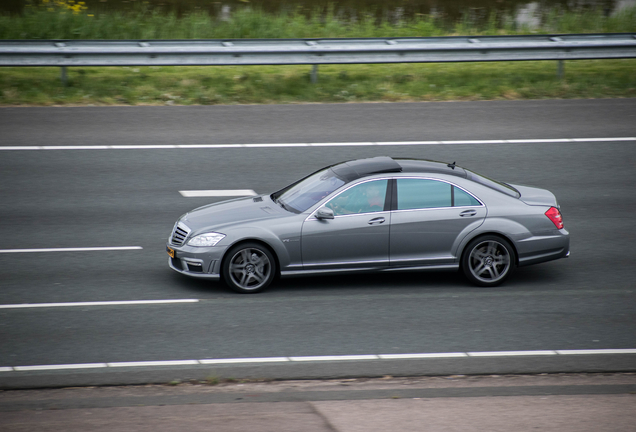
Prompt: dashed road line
<box><xmin>3</xmin><ymin>349</ymin><xmax>636</xmax><ymax>372</ymax></box>
<box><xmin>0</xmin><ymin>299</ymin><xmax>200</xmax><ymax>309</ymax></box>
<box><xmin>179</xmin><ymin>190</ymin><xmax>257</xmax><ymax>197</ymax></box>
<box><xmin>0</xmin><ymin>137</ymin><xmax>634</xmax><ymax>151</ymax></box>
<box><xmin>0</xmin><ymin>246</ymin><xmax>143</xmax><ymax>254</ymax></box>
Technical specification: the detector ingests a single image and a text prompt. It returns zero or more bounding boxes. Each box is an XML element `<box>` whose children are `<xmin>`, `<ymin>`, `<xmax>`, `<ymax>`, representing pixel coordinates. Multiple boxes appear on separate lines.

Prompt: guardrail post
<box><xmin>557</xmin><ymin>60</ymin><xmax>564</xmax><ymax>79</ymax></box>
<box><xmin>60</xmin><ymin>66</ymin><xmax>68</xmax><ymax>86</ymax></box>
<box><xmin>311</xmin><ymin>65</ymin><xmax>318</xmax><ymax>84</ymax></box>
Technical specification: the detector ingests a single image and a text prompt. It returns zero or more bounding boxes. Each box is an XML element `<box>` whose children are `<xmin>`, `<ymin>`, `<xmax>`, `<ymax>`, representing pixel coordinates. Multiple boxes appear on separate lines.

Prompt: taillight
<box><xmin>545</xmin><ymin>207</ymin><xmax>564</xmax><ymax>229</ymax></box>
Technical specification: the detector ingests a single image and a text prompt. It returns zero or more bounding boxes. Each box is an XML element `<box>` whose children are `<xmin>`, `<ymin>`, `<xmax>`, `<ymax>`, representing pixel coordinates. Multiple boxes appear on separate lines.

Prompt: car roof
<box><xmin>331</xmin><ymin>157</ymin><xmax>467</xmax><ymax>182</ymax></box>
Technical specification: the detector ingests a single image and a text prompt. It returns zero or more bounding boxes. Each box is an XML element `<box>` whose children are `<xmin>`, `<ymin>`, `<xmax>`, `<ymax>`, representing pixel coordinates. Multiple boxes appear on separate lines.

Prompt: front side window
<box><xmin>326</xmin><ymin>180</ymin><xmax>388</xmax><ymax>216</ymax></box>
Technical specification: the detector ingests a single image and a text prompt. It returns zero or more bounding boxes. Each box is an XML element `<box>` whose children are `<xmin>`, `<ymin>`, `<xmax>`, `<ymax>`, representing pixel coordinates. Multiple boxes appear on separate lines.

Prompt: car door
<box><xmin>390</xmin><ymin>178</ymin><xmax>486</xmax><ymax>266</ymax></box>
<box><xmin>301</xmin><ymin>179</ymin><xmax>390</xmax><ymax>270</ymax></box>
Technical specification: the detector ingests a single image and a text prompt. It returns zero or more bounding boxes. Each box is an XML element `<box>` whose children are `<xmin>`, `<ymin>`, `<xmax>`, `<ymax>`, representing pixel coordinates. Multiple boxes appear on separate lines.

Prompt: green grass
<box><xmin>1</xmin><ymin>4</ymin><xmax>635</xmax><ymax>106</ymax></box>
<box><xmin>1</xmin><ymin>60</ymin><xmax>634</xmax><ymax>106</ymax></box>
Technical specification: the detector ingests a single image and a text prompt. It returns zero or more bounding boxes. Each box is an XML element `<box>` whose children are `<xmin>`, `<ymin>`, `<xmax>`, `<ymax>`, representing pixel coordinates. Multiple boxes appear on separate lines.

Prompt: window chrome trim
<box><xmin>393</xmin><ymin>177</ymin><xmax>484</xmax><ymax>212</ymax></box>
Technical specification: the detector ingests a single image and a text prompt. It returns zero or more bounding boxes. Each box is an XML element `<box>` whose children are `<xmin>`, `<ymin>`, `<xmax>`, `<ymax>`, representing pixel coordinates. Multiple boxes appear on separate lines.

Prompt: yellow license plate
<box><xmin>166</xmin><ymin>246</ymin><xmax>175</xmax><ymax>258</ymax></box>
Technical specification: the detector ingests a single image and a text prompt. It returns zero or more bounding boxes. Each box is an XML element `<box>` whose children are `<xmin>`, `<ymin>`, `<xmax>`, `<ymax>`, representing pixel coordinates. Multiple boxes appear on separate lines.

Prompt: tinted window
<box><xmin>397</xmin><ymin>179</ymin><xmax>451</xmax><ymax>210</ymax></box>
<box><xmin>454</xmin><ymin>187</ymin><xmax>481</xmax><ymax>206</ymax></box>
<box><xmin>326</xmin><ymin>180</ymin><xmax>388</xmax><ymax>215</ymax></box>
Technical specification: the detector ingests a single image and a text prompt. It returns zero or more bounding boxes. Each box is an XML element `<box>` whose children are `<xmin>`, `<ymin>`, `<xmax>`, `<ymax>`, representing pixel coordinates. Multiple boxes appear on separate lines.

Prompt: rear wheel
<box><xmin>462</xmin><ymin>236</ymin><xmax>515</xmax><ymax>287</ymax></box>
<box><xmin>222</xmin><ymin>243</ymin><xmax>276</xmax><ymax>294</ymax></box>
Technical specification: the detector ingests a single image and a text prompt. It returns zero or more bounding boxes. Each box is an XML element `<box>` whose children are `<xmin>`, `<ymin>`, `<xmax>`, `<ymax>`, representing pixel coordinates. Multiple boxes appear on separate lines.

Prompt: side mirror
<box><xmin>315</xmin><ymin>207</ymin><xmax>334</xmax><ymax>220</ymax></box>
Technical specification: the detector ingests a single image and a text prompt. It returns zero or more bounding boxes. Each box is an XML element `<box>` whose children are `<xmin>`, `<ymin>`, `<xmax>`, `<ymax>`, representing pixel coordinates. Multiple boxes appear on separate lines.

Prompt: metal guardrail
<box><xmin>1</xmin><ymin>33</ymin><xmax>635</xmax><ymax>84</ymax></box>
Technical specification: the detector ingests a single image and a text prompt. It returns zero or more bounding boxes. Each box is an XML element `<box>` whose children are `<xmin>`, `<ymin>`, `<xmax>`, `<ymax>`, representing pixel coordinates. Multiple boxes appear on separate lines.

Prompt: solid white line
<box><xmin>14</xmin><ymin>363</ymin><xmax>108</xmax><ymax>371</ymax></box>
<box><xmin>107</xmin><ymin>360</ymin><xmax>200</xmax><ymax>367</ymax></box>
<box><xmin>199</xmin><ymin>357</ymin><xmax>289</xmax><ymax>364</ymax></box>
<box><xmin>2</xmin><ymin>349</ymin><xmax>635</xmax><ymax>373</ymax></box>
<box><xmin>179</xmin><ymin>190</ymin><xmax>257</xmax><ymax>197</ymax></box>
<box><xmin>378</xmin><ymin>353</ymin><xmax>468</xmax><ymax>359</ymax></box>
<box><xmin>289</xmin><ymin>355</ymin><xmax>379</xmax><ymax>361</ymax></box>
<box><xmin>0</xmin><ymin>137</ymin><xmax>634</xmax><ymax>151</ymax></box>
<box><xmin>0</xmin><ymin>299</ymin><xmax>199</xmax><ymax>309</ymax></box>
<box><xmin>556</xmin><ymin>349</ymin><xmax>636</xmax><ymax>355</ymax></box>
<box><xmin>468</xmin><ymin>350</ymin><xmax>557</xmax><ymax>357</ymax></box>
<box><xmin>0</xmin><ymin>246</ymin><xmax>143</xmax><ymax>254</ymax></box>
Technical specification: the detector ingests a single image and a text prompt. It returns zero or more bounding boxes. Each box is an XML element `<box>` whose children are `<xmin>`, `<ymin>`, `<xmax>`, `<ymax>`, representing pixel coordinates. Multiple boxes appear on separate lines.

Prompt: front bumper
<box><xmin>166</xmin><ymin>243</ymin><xmax>227</xmax><ymax>280</ymax></box>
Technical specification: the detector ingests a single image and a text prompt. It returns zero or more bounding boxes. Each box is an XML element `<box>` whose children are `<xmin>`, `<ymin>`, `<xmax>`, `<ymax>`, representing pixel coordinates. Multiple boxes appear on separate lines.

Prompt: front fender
<box><xmin>220</xmin><ymin>221</ymin><xmax>303</xmax><ymax>270</ymax></box>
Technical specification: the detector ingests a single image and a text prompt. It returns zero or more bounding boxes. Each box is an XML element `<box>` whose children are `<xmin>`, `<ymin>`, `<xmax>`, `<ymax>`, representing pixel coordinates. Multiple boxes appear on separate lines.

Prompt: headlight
<box><xmin>187</xmin><ymin>232</ymin><xmax>226</xmax><ymax>247</ymax></box>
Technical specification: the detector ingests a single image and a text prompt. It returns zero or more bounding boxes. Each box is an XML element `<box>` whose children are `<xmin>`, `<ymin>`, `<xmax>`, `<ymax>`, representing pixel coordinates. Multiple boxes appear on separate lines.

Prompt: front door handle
<box><xmin>459</xmin><ymin>210</ymin><xmax>477</xmax><ymax>217</ymax></box>
<box><xmin>368</xmin><ymin>217</ymin><xmax>385</xmax><ymax>225</ymax></box>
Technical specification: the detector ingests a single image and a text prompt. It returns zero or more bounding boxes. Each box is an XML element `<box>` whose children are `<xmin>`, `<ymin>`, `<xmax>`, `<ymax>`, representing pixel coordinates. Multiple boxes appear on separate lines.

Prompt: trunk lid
<box><xmin>509</xmin><ymin>184</ymin><xmax>558</xmax><ymax>207</ymax></box>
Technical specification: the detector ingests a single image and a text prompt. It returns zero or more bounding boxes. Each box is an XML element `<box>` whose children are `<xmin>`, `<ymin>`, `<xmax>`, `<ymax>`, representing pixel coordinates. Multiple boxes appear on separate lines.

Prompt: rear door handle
<box><xmin>368</xmin><ymin>217</ymin><xmax>385</xmax><ymax>225</ymax></box>
<box><xmin>459</xmin><ymin>210</ymin><xmax>477</xmax><ymax>217</ymax></box>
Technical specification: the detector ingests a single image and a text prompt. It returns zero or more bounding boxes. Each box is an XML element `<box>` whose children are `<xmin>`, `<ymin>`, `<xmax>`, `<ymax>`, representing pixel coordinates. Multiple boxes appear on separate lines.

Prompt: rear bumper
<box><xmin>516</xmin><ymin>229</ymin><xmax>570</xmax><ymax>267</ymax></box>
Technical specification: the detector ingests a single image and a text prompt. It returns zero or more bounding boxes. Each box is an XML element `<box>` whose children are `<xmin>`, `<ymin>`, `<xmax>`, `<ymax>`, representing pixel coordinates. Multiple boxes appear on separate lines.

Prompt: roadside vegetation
<box><xmin>0</xmin><ymin>2</ymin><xmax>635</xmax><ymax>106</ymax></box>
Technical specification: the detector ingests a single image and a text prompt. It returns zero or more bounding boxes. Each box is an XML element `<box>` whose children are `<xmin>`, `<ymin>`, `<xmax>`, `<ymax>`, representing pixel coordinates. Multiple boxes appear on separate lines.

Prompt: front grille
<box><xmin>171</xmin><ymin>223</ymin><xmax>190</xmax><ymax>246</ymax></box>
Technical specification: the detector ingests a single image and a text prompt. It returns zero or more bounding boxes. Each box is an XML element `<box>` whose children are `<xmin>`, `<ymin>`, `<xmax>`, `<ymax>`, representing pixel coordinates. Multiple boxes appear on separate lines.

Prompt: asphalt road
<box><xmin>1</xmin><ymin>99</ymin><xmax>635</xmax><ymax>388</ymax></box>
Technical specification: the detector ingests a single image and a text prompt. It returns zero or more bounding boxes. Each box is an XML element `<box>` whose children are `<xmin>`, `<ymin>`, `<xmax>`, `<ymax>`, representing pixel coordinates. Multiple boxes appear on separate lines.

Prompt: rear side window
<box><xmin>397</xmin><ymin>179</ymin><xmax>451</xmax><ymax>210</ymax></box>
<box><xmin>396</xmin><ymin>178</ymin><xmax>481</xmax><ymax>210</ymax></box>
<box><xmin>454</xmin><ymin>187</ymin><xmax>481</xmax><ymax>206</ymax></box>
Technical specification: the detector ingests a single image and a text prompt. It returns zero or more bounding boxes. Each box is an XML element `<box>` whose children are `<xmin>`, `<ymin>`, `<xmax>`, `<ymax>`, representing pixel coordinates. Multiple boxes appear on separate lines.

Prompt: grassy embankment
<box><xmin>0</xmin><ymin>2</ymin><xmax>635</xmax><ymax>106</ymax></box>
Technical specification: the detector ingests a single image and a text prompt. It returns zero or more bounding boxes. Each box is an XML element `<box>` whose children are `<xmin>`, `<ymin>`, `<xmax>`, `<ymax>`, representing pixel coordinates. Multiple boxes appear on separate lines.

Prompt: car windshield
<box><xmin>272</xmin><ymin>168</ymin><xmax>346</xmax><ymax>213</ymax></box>
<box><xmin>465</xmin><ymin>169</ymin><xmax>520</xmax><ymax>198</ymax></box>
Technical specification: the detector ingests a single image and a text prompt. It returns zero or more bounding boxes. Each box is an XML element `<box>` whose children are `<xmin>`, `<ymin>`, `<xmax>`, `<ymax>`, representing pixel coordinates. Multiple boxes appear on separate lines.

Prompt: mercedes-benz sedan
<box><xmin>167</xmin><ymin>157</ymin><xmax>569</xmax><ymax>293</ymax></box>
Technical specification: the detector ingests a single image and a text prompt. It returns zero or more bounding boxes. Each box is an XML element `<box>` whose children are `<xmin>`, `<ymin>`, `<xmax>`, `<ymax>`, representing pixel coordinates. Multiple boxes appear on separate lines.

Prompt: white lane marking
<box><xmin>289</xmin><ymin>355</ymin><xmax>379</xmax><ymax>361</ymax></box>
<box><xmin>0</xmin><ymin>137</ymin><xmax>634</xmax><ymax>151</ymax></box>
<box><xmin>556</xmin><ymin>349</ymin><xmax>636</xmax><ymax>355</ymax></box>
<box><xmin>3</xmin><ymin>349</ymin><xmax>635</xmax><ymax>372</ymax></box>
<box><xmin>200</xmin><ymin>357</ymin><xmax>289</xmax><ymax>364</ymax></box>
<box><xmin>0</xmin><ymin>299</ymin><xmax>199</xmax><ymax>309</ymax></box>
<box><xmin>108</xmin><ymin>360</ymin><xmax>200</xmax><ymax>367</ymax></box>
<box><xmin>379</xmin><ymin>353</ymin><xmax>468</xmax><ymax>359</ymax></box>
<box><xmin>179</xmin><ymin>190</ymin><xmax>257</xmax><ymax>198</ymax></box>
<box><xmin>0</xmin><ymin>246</ymin><xmax>143</xmax><ymax>254</ymax></box>
<box><xmin>14</xmin><ymin>363</ymin><xmax>108</xmax><ymax>371</ymax></box>
<box><xmin>467</xmin><ymin>350</ymin><xmax>557</xmax><ymax>357</ymax></box>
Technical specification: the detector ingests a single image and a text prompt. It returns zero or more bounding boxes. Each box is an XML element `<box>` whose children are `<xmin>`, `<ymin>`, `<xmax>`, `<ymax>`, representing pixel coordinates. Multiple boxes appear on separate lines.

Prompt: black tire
<box><xmin>222</xmin><ymin>242</ymin><xmax>276</xmax><ymax>294</ymax></box>
<box><xmin>461</xmin><ymin>235</ymin><xmax>516</xmax><ymax>287</ymax></box>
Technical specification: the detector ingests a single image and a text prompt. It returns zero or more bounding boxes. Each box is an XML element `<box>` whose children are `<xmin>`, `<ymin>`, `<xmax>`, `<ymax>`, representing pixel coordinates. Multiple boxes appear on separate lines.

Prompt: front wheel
<box><xmin>222</xmin><ymin>243</ymin><xmax>276</xmax><ymax>294</ymax></box>
<box><xmin>462</xmin><ymin>236</ymin><xmax>515</xmax><ymax>287</ymax></box>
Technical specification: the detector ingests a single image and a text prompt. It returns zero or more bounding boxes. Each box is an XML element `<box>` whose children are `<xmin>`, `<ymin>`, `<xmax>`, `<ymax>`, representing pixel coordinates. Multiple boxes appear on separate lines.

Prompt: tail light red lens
<box><xmin>545</xmin><ymin>207</ymin><xmax>564</xmax><ymax>229</ymax></box>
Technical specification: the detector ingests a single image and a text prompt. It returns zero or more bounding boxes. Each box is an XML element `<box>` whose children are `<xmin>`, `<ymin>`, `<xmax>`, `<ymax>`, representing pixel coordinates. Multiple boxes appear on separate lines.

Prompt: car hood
<box><xmin>510</xmin><ymin>184</ymin><xmax>558</xmax><ymax>207</ymax></box>
<box><xmin>180</xmin><ymin>195</ymin><xmax>286</xmax><ymax>232</ymax></box>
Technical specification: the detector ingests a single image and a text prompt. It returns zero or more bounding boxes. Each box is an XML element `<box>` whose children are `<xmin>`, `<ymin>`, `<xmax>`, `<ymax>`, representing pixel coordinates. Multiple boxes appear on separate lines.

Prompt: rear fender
<box><xmin>455</xmin><ymin>217</ymin><xmax>529</xmax><ymax>264</ymax></box>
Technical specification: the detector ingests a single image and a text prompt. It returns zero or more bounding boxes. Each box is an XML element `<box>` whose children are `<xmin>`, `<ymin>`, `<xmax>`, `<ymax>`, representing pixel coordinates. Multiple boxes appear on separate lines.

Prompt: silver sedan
<box><xmin>167</xmin><ymin>157</ymin><xmax>569</xmax><ymax>293</ymax></box>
